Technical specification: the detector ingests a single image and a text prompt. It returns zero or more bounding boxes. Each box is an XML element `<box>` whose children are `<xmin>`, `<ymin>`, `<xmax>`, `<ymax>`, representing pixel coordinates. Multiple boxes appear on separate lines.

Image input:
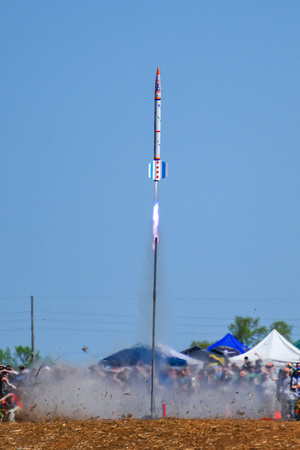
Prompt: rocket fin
<box><xmin>148</xmin><ymin>160</ymin><xmax>168</xmax><ymax>181</ymax></box>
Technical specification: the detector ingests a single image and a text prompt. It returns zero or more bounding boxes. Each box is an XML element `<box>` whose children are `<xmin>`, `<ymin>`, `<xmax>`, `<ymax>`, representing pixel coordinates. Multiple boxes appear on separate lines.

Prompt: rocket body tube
<box><xmin>148</xmin><ymin>67</ymin><xmax>168</xmax><ymax>181</ymax></box>
<box><xmin>154</xmin><ymin>70</ymin><xmax>161</xmax><ymax>160</ymax></box>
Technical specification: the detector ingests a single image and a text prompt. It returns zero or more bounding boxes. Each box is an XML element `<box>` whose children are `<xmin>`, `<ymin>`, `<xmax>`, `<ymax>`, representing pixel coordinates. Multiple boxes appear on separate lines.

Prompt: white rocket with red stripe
<box><xmin>148</xmin><ymin>67</ymin><xmax>168</xmax><ymax>182</ymax></box>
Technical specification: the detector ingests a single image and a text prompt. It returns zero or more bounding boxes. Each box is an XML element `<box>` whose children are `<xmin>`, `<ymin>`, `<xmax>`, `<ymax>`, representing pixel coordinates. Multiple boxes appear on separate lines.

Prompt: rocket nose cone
<box><xmin>155</xmin><ymin>67</ymin><xmax>161</xmax><ymax>97</ymax></box>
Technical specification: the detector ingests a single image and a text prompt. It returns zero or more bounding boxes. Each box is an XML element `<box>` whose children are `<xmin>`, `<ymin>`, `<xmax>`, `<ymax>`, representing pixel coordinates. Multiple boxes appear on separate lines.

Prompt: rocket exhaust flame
<box><xmin>152</xmin><ymin>201</ymin><xmax>159</xmax><ymax>240</ymax></box>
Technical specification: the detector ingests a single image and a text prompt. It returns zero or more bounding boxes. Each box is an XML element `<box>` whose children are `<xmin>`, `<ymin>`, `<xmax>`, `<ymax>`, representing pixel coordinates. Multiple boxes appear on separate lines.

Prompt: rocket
<box><xmin>148</xmin><ymin>67</ymin><xmax>168</xmax><ymax>182</ymax></box>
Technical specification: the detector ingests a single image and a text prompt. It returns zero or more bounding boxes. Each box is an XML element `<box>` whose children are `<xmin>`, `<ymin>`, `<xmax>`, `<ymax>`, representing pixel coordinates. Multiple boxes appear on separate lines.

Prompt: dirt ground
<box><xmin>0</xmin><ymin>418</ymin><xmax>299</xmax><ymax>449</ymax></box>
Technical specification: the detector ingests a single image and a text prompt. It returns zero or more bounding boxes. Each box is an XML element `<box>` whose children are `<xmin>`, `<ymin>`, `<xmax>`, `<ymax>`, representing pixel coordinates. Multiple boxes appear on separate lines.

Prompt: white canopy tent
<box><xmin>230</xmin><ymin>329</ymin><xmax>300</xmax><ymax>365</ymax></box>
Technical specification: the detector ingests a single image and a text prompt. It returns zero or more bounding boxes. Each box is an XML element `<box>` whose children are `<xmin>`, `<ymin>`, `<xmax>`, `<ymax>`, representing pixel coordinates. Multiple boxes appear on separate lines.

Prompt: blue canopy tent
<box><xmin>99</xmin><ymin>344</ymin><xmax>188</xmax><ymax>368</ymax></box>
<box><xmin>207</xmin><ymin>333</ymin><xmax>249</xmax><ymax>357</ymax></box>
<box><xmin>181</xmin><ymin>345</ymin><xmax>225</xmax><ymax>365</ymax></box>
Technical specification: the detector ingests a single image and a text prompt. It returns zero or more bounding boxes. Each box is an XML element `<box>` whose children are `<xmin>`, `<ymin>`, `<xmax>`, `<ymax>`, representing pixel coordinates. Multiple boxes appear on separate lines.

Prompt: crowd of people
<box><xmin>1</xmin><ymin>355</ymin><xmax>300</xmax><ymax>421</ymax></box>
<box><xmin>95</xmin><ymin>355</ymin><xmax>300</xmax><ymax>419</ymax></box>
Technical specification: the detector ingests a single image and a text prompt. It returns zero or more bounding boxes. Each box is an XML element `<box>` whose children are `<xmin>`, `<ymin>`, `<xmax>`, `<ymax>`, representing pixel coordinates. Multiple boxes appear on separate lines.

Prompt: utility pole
<box><xmin>31</xmin><ymin>296</ymin><xmax>35</xmax><ymax>361</ymax></box>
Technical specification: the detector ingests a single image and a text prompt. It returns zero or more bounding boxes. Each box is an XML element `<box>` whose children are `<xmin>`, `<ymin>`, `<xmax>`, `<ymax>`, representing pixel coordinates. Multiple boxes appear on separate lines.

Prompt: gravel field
<box><xmin>0</xmin><ymin>418</ymin><xmax>300</xmax><ymax>449</ymax></box>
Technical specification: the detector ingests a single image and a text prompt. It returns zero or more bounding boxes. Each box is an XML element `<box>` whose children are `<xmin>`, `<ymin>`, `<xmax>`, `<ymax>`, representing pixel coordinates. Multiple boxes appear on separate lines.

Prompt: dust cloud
<box><xmin>20</xmin><ymin>358</ymin><xmax>271</xmax><ymax>421</ymax></box>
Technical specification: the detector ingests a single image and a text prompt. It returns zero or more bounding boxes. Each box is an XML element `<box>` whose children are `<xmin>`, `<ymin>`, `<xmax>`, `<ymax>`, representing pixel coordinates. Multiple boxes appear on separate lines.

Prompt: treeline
<box><xmin>192</xmin><ymin>316</ymin><xmax>293</xmax><ymax>348</ymax></box>
<box><xmin>0</xmin><ymin>345</ymin><xmax>40</xmax><ymax>369</ymax></box>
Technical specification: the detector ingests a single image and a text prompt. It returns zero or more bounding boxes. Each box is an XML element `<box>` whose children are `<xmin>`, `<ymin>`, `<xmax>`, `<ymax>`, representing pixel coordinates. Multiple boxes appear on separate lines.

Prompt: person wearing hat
<box><xmin>4</xmin><ymin>365</ymin><xmax>19</xmax><ymax>385</ymax></box>
<box><xmin>264</xmin><ymin>362</ymin><xmax>277</xmax><ymax>381</ymax></box>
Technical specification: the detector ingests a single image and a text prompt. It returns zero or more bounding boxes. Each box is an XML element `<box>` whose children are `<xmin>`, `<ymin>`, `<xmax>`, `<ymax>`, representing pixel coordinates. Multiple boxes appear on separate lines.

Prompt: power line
<box><xmin>171</xmin><ymin>297</ymin><xmax>300</xmax><ymax>301</ymax></box>
<box><xmin>34</xmin><ymin>319</ymin><xmax>135</xmax><ymax>325</ymax></box>
<box><xmin>0</xmin><ymin>296</ymin><xmax>136</xmax><ymax>300</ymax></box>
<box><xmin>35</xmin><ymin>327</ymin><xmax>134</xmax><ymax>333</ymax></box>
<box><xmin>2</xmin><ymin>295</ymin><xmax>300</xmax><ymax>302</ymax></box>
<box><xmin>0</xmin><ymin>328</ymin><xmax>29</xmax><ymax>332</ymax></box>
<box><xmin>2</xmin><ymin>310</ymin><xmax>300</xmax><ymax>322</ymax></box>
<box><xmin>0</xmin><ymin>312</ymin><xmax>28</xmax><ymax>316</ymax></box>
<box><xmin>172</xmin><ymin>323</ymin><xmax>300</xmax><ymax>329</ymax></box>
<box><xmin>36</xmin><ymin>311</ymin><xmax>133</xmax><ymax>318</ymax></box>
<box><xmin>173</xmin><ymin>316</ymin><xmax>300</xmax><ymax>321</ymax></box>
<box><xmin>0</xmin><ymin>319</ymin><xmax>28</xmax><ymax>323</ymax></box>
<box><xmin>1</xmin><ymin>316</ymin><xmax>300</xmax><ymax>327</ymax></box>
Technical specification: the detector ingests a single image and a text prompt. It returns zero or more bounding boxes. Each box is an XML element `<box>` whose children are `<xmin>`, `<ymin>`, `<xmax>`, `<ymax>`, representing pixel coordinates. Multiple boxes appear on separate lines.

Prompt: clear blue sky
<box><xmin>1</xmin><ymin>1</ymin><xmax>300</xmax><ymax>364</ymax></box>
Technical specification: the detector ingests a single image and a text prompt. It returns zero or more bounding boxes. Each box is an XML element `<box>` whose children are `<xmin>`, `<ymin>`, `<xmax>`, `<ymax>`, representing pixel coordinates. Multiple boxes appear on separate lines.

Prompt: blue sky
<box><xmin>1</xmin><ymin>1</ymin><xmax>300</xmax><ymax>364</ymax></box>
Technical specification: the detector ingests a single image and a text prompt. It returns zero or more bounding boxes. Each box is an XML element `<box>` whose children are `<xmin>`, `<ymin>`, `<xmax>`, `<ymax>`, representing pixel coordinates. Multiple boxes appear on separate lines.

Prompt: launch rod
<box><xmin>151</xmin><ymin>236</ymin><xmax>158</xmax><ymax>418</ymax></box>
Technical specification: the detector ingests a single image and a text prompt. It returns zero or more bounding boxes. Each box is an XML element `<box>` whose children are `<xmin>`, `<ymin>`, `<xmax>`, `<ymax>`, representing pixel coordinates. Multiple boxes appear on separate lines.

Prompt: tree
<box><xmin>14</xmin><ymin>345</ymin><xmax>40</xmax><ymax>365</ymax></box>
<box><xmin>269</xmin><ymin>321</ymin><xmax>293</xmax><ymax>342</ymax></box>
<box><xmin>0</xmin><ymin>345</ymin><xmax>41</xmax><ymax>369</ymax></box>
<box><xmin>228</xmin><ymin>316</ymin><xmax>268</xmax><ymax>347</ymax></box>
<box><xmin>0</xmin><ymin>347</ymin><xmax>16</xmax><ymax>367</ymax></box>
<box><xmin>190</xmin><ymin>340</ymin><xmax>212</xmax><ymax>349</ymax></box>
